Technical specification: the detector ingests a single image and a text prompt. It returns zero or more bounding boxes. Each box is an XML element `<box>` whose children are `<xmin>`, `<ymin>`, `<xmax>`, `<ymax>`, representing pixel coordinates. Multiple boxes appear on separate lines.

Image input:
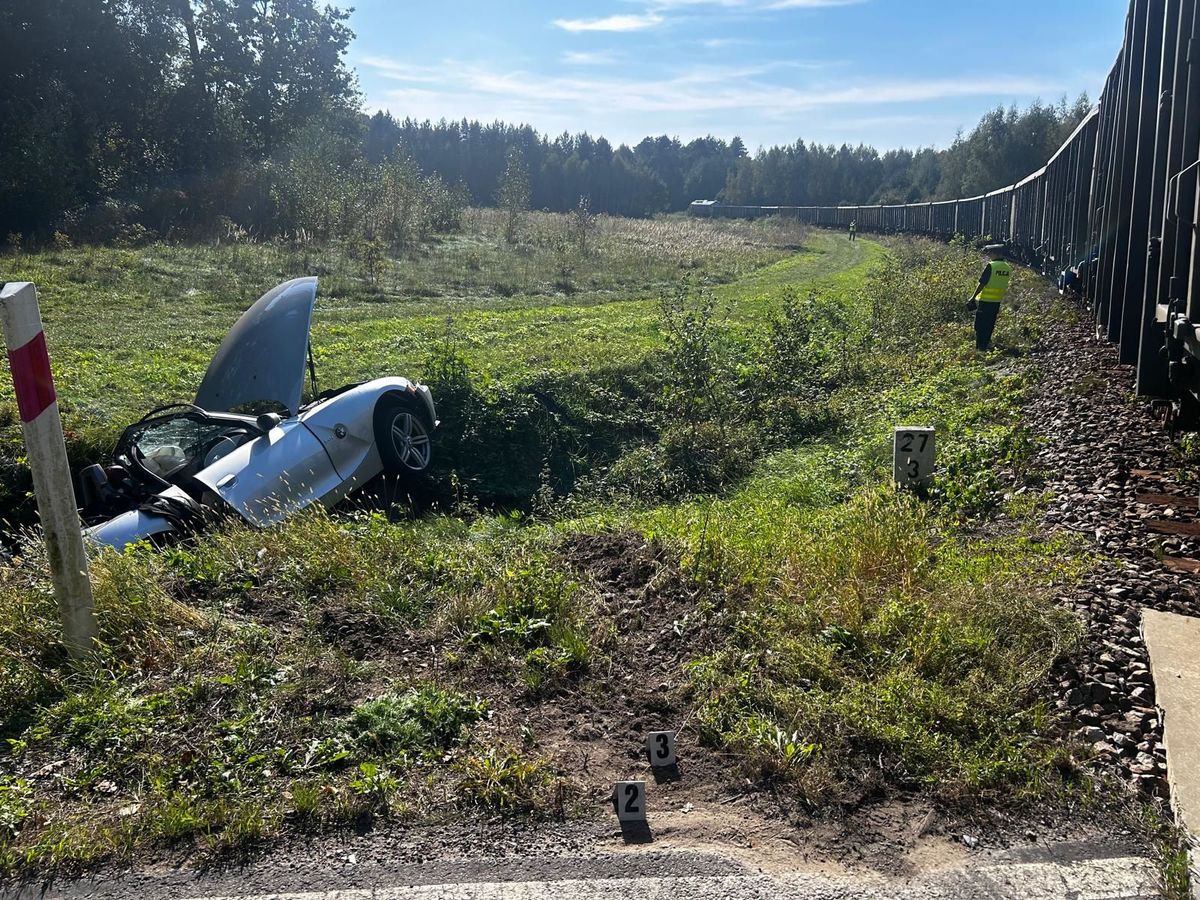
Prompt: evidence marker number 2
<box><xmin>614</xmin><ymin>780</ymin><xmax>646</xmax><ymax>822</ymax></box>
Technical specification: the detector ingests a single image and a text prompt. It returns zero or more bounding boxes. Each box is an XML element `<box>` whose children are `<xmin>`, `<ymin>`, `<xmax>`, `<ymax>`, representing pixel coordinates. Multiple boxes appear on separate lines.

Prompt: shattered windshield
<box><xmin>122</xmin><ymin>413</ymin><xmax>251</xmax><ymax>479</ymax></box>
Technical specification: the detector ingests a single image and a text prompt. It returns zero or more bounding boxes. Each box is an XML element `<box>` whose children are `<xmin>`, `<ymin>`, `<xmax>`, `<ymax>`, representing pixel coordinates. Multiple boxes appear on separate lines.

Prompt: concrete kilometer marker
<box><xmin>646</xmin><ymin>731</ymin><xmax>677</xmax><ymax>768</ymax></box>
<box><xmin>0</xmin><ymin>282</ymin><xmax>96</xmax><ymax>658</ymax></box>
<box><xmin>893</xmin><ymin>426</ymin><xmax>935</xmax><ymax>492</ymax></box>
<box><xmin>613</xmin><ymin>780</ymin><xmax>646</xmax><ymax>822</ymax></box>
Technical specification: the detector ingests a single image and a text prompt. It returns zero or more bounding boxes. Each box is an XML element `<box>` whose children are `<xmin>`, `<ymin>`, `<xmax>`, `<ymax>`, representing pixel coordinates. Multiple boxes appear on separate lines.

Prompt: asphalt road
<box><xmin>3</xmin><ymin>839</ymin><xmax>1162</xmax><ymax>900</ymax></box>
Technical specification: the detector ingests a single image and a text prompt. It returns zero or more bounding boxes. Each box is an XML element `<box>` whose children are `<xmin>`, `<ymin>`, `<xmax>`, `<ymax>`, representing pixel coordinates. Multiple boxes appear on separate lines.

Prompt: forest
<box><xmin>1</xmin><ymin>0</ymin><xmax>1092</xmax><ymax>242</ymax></box>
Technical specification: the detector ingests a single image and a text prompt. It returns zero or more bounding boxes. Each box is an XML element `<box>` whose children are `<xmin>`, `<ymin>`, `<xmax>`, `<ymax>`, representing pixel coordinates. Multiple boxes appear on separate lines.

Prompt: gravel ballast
<box><xmin>1025</xmin><ymin>309</ymin><xmax>1200</xmax><ymax>799</ymax></box>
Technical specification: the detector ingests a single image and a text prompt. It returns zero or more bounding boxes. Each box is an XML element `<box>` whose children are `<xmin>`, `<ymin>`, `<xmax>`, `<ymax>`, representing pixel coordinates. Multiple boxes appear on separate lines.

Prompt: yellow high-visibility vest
<box><xmin>979</xmin><ymin>261</ymin><xmax>1012</xmax><ymax>303</ymax></box>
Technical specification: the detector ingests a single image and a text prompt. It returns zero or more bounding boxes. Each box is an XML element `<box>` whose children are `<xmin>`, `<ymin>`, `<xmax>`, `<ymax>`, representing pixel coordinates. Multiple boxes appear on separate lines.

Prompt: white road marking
<box><xmin>186</xmin><ymin>879</ymin><xmax>772</xmax><ymax>900</ymax></box>
<box><xmin>958</xmin><ymin>856</ymin><xmax>1161</xmax><ymax>899</ymax></box>
<box><xmin>177</xmin><ymin>855</ymin><xmax>1161</xmax><ymax>900</ymax></box>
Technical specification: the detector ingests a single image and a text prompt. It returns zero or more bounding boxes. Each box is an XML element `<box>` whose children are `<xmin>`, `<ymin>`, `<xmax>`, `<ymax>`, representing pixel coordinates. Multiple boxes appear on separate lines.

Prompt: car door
<box><xmin>298</xmin><ymin>383</ymin><xmax>383</xmax><ymax>495</ymax></box>
<box><xmin>193</xmin><ymin>419</ymin><xmax>342</xmax><ymax>527</ymax></box>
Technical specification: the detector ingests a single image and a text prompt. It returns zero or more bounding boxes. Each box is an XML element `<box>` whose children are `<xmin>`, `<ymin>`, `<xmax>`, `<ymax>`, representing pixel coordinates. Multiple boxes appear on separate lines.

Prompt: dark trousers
<box><xmin>974</xmin><ymin>301</ymin><xmax>1000</xmax><ymax>350</ymax></box>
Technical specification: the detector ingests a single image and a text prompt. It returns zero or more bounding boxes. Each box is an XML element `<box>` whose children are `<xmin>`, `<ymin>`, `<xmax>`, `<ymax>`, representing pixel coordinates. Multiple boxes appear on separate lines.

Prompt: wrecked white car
<box><xmin>79</xmin><ymin>277</ymin><xmax>436</xmax><ymax>549</ymax></box>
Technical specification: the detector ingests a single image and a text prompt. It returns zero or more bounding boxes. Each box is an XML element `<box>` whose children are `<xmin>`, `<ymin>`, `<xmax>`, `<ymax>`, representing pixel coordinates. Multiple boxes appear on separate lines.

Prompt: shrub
<box><xmin>570</xmin><ymin>195</ymin><xmax>595</xmax><ymax>255</ymax></box>
<box><xmin>657</xmin><ymin>282</ymin><xmax>737</xmax><ymax>426</ymax></box>
<box><xmin>868</xmin><ymin>238</ymin><xmax>979</xmax><ymax>350</ymax></box>
<box><xmin>57</xmin><ymin>200</ymin><xmax>144</xmax><ymax>244</ymax></box>
<box><xmin>661</xmin><ymin>421</ymin><xmax>757</xmax><ymax>494</ymax></box>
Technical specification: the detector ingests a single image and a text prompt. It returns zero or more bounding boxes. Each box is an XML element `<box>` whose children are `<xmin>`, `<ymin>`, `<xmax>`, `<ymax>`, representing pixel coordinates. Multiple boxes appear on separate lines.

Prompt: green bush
<box><xmin>661</xmin><ymin>421</ymin><xmax>757</xmax><ymax>494</ymax></box>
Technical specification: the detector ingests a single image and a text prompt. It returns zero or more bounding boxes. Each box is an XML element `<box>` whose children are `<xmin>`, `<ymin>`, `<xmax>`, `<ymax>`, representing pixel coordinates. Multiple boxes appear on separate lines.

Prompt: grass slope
<box><xmin>0</xmin><ymin>221</ymin><xmax>1109</xmax><ymax>874</ymax></box>
<box><xmin>0</xmin><ymin>215</ymin><xmax>861</xmax><ymax>517</ymax></box>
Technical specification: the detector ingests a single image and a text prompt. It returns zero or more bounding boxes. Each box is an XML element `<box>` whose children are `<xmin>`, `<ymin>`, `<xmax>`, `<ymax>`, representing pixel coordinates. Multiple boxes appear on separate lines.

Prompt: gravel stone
<box><xmin>1023</xmin><ymin>316</ymin><xmax>1193</xmax><ymax>800</ymax></box>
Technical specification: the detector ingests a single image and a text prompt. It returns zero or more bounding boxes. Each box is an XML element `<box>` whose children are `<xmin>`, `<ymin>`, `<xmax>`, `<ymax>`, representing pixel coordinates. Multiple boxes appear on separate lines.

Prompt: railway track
<box><xmin>692</xmin><ymin>1</ymin><xmax>1200</xmax><ymax>431</ymax></box>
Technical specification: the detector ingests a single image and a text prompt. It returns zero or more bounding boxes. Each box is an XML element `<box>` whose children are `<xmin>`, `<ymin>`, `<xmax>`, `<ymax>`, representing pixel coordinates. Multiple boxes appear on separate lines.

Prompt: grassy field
<box><xmin>0</xmin><ymin>212</ymin><xmax>869</xmax><ymax>516</ymax></box>
<box><xmin>0</xmin><ymin>214</ymin><xmax>1124</xmax><ymax>874</ymax></box>
<box><xmin>1</xmin><ymin>212</ymin><xmax>836</xmax><ymax>417</ymax></box>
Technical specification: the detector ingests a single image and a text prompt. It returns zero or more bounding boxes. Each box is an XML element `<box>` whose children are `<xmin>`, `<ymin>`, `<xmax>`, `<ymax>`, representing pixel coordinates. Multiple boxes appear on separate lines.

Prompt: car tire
<box><xmin>374</xmin><ymin>395</ymin><xmax>433</xmax><ymax>479</ymax></box>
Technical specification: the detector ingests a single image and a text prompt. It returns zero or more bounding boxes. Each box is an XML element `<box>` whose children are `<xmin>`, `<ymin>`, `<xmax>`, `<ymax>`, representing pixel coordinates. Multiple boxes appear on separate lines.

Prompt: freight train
<box><xmin>690</xmin><ymin>2</ymin><xmax>1200</xmax><ymax>428</ymax></box>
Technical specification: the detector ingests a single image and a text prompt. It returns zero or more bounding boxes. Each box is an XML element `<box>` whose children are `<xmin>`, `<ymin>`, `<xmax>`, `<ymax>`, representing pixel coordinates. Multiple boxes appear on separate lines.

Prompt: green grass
<box><xmin>0</xmin><ymin>213</ymin><xmax>861</xmax><ymax>517</ymax></box>
<box><xmin>562</xmin><ymin>239</ymin><xmax>1088</xmax><ymax>803</ymax></box>
<box><xmin>634</xmin><ymin>487</ymin><xmax>1082</xmax><ymax>802</ymax></box>
<box><xmin>0</xmin><ymin>221</ymin><xmax>1122</xmax><ymax>874</ymax></box>
<box><xmin>0</xmin><ymin>211</ymin><xmax>827</xmax><ymax>424</ymax></box>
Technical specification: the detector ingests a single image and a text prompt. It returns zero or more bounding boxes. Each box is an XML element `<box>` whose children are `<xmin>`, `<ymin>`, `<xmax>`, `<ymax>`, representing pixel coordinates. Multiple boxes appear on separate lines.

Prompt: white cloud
<box><xmin>364</xmin><ymin>57</ymin><xmax>1055</xmax><ymax>108</ymax></box>
<box><xmin>765</xmin><ymin>0</ymin><xmax>865</xmax><ymax>8</ymax></box>
<box><xmin>362</xmin><ymin>55</ymin><xmax>1062</xmax><ymax>132</ymax></box>
<box><xmin>646</xmin><ymin>0</ymin><xmax>746</xmax><ymax>7</ymax></box>
<box><xmin>359</xmin><ymin>56</ymin><xmax>445</xmax><ymax>83</ymax></box>
<box><xmin>551</xmin><ymin>0</ymin><xmax>865</xmax><ymax>41</ymax></box>
<box><xmin>562</xmin><ymin>50</ymin><xmax>620</xmax><ymax>65</ymax></box>
<box><xmin>633</xmin><ymin>0</ymin><xmax>865</xmax><ymax>9</ymax></box>
<box><xmin>553</xmin><ymin>12</ymin><xmax>663</xmax><ymax>32</ymax></box>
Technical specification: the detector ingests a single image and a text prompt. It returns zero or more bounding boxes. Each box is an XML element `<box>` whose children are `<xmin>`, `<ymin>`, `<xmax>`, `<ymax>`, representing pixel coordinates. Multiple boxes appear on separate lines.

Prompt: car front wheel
<box><xmin>375</xmin><ymin>397</ymin><xmax>432</xmax><ymax>478</ymax></box>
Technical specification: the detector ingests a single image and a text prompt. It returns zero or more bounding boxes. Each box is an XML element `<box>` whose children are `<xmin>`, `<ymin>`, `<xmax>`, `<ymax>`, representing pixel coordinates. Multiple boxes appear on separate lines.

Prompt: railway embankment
<box><xmin>1026</xmin><ymin>312</ymin><xmax>1197</xmax><ymax>798</ymax></box>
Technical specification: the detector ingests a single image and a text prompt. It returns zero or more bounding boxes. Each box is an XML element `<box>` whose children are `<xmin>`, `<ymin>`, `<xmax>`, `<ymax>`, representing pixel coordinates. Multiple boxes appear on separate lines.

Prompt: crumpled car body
<box><xmin>80</xmin><ymin>278</ymin><xmax>437</xmax><ymax>550</ymax></box>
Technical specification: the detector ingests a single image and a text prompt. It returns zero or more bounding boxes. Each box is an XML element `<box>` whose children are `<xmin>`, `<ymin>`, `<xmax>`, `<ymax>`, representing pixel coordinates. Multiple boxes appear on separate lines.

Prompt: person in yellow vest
<box><xmin>965</xmin><ymin>245</ymin><xmax>1012</xmax><ymax>350</ymax></box>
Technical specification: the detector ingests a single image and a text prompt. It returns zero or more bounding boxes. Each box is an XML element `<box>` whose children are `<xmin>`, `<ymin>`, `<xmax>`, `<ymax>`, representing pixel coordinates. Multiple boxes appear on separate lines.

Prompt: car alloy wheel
<box><xmin>389</xmin><ymin>410</ymin><xmax>431</xmax><ymax>473</ymax></box>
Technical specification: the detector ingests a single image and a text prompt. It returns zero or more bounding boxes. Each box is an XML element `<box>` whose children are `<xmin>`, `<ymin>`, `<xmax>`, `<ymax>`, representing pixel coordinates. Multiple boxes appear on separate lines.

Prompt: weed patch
<box><xmin>347</xmin><ymin>686</ymin><xmax>487</xmax><ymax>757</ymax></box>
<box><xmin>456</xmin><ymin>746</ymin><xmax>557</xmax><ymax>814</ymax></box>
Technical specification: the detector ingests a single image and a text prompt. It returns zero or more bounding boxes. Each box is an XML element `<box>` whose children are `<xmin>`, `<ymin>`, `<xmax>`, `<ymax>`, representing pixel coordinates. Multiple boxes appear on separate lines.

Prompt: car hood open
<box><xmin>194</xmin><ymin>277</ymin><xmax>317</xmax><ymax>416</ymax></box>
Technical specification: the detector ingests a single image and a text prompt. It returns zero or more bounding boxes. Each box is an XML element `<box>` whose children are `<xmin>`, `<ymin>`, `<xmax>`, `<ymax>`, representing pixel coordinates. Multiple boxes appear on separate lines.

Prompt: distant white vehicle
<box><xmin>79</xmin><ymin>278</ymin><xmax>436</xmax><ymax>549</ymax></box>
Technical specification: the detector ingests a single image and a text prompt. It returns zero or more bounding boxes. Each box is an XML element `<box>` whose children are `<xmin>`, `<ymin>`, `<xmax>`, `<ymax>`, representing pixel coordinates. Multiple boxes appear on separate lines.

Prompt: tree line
<box><xmin>0</xmin><ymin>1</ymin><xmax>1092</xmax><ymax>244</ymax></box>
<box><xmin>721</xmin><ymin>97</ymin><xmax>1093</xmax><ymax>208</ymax></box>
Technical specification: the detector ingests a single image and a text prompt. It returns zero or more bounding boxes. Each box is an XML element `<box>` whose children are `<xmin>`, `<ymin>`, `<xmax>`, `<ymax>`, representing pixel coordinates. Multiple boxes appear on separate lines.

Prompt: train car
<box><xmin>930</xmin><ymin>201</ymin><xmax>957</xmax><ymax>236</ymax></box>
<box><xmin>956</xmin><ymin>197</ymin><xmax>985</xmax><ymax>240</ymax></box>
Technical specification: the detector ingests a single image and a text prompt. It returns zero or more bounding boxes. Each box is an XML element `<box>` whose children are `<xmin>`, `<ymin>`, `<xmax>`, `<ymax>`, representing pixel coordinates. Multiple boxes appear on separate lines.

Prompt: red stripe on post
<box><xmin>9</xmin><ymin>331</ymin><xmax>57</xmax><ymax>423</ymax></box>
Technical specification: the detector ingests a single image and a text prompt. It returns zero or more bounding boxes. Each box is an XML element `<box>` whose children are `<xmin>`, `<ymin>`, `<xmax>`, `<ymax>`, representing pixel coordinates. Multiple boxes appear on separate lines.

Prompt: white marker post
<box><xmin>0</xmin><ymin>283</ymin><xmax>96</xmax><ymax>658</ymax></box>
<box><xmin>646</xmin><ymin>731</ymin><xmax>677</xmax><ymax>768</ymax></box>
<box><xmin>613</xmin><ymin>780</ymin><xmax>646</xmax><ymax>823</ymax></box>
<box><xmin>893</xmin><ymin>426</ymin><xmax>935</xmax><ymax>493</ymax></box>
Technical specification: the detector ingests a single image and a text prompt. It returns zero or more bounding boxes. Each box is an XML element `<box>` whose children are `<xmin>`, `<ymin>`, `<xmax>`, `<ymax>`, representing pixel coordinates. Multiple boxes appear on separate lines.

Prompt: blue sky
<box><xmin>347</xmin><ymin>1</ymin><xmax>1128</xmax><ymax>152</ymax></box>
